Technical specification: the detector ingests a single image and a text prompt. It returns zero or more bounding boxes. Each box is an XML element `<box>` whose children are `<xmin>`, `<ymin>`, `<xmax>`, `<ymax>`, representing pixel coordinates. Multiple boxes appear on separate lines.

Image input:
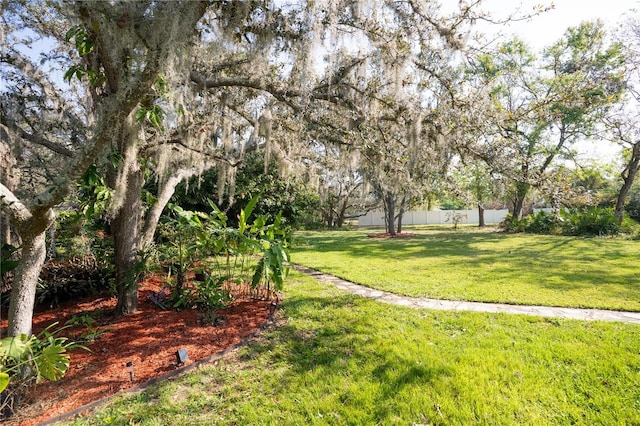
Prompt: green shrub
<box><xmin>559</xmin><ymin>207</ymin><xmax>620</xmax><ymax>236</ymax></box>
<box><xmin>502</xmin><ymin>207</ymin><xmax>636</xmax><ymax>236</ymax></box>
<box><xmin>157</xmin><ymin>195</ymin><xmax>290</xmax><ymax>313</ymax></box>
<box><xmin>500</xmin><ymin>211</ymin><xmax>558</xmax><ymax>234</ymax></box>
<box><xmin>173</xmin><ymin>274</ymin><xmax>231</xmax><ymax>313</ymax></box>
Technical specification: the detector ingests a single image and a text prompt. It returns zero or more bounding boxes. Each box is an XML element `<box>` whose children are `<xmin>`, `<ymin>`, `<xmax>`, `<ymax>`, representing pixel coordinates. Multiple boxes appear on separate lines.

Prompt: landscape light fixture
<box><xmin>176</xmin><ymin>348</ymin><xmax>188</xmax><ymax>365</ymax></box>
<box><xmin>126</xmin><ymin>361</ymin><xmax>134</xmax><ymax>382</ymax></box>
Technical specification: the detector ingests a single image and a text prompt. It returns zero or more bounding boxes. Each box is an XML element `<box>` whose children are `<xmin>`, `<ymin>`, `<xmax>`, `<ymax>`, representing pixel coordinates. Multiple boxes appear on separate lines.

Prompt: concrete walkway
<box><xmin>294</xmin><ymin>265</ymin><xmax>640</xmax><ymax>324</ymax></box>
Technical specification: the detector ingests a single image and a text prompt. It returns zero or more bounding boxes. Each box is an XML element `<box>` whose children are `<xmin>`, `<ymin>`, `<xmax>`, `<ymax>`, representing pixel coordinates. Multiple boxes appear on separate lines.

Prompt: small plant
<box><xmin>445</xmin><ymin>211</ymin><xmax>467</xmax><ymax>230</ymax></box>
<box><xmin>65</xmin><ymin>314</ymin><xmax>106</xmax><ymax>343</ymax></box>
<box><xmin>0</xmin><ymin>324</ymin><xmax>85</xmax><ymax>418</ymax></box>
<box><xmin>148</xmin><ymin>286</ymin><xmax>171</xmax><ymax>310</ymax></box>
<box><xmin>174</xmin><ymin>274</ymin><xmax>232</xmax><ymax>313</ymax></box>
<box><xmin>157</xmin><ymin>194</ymin><xmax>290</xmax><ymax>313</ymax></box>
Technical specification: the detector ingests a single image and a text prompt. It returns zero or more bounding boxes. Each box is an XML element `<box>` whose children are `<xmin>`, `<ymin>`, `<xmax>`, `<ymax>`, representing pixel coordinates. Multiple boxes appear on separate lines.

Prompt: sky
<box><xmin>477</xmin><ymin>0</ymin><xmax>637</xmax><ymax>50</ymax></box>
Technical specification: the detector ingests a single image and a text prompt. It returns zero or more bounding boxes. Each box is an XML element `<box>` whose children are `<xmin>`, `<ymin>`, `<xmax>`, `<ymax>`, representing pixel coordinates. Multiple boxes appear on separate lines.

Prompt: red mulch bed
<box><xmin>1</xmin><ymin>275</ymin><xmax>273</xmax><ymax>425</ymax></box>
<box><xmin>367</xmin><ymin>233</ymin><xmax>415</xmax><ymax>238</ymax></box>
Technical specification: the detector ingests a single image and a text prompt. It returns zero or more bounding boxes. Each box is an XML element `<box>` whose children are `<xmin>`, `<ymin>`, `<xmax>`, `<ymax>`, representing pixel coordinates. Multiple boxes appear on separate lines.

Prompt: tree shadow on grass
<box><xmin>237</xmin><ymin>294</ymin><xmax>452</xmax><ymax>423</ymax></box>
<box><xmin>294</xmin><ymin>230</ymin><xmax>640</xmax><ymax>310</ymax></box>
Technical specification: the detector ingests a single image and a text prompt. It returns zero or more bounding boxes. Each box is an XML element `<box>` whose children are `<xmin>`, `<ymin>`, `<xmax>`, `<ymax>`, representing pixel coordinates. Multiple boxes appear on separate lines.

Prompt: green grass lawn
<box><xmin>68</xmin><ymin>272</ymin><xmax>640</xmax><ymax>425</ymax></box>
<box><xmin>292</xmin><ymin>226</ymin><xmax>640</xmax><ymax>311</ymax></box>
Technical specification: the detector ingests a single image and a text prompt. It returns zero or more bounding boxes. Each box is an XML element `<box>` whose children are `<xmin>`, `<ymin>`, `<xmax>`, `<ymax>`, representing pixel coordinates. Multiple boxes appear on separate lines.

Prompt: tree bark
<box><xmin>396</xmin><ymin>194</ymin><xmax>406</xmax><ymax>234</ymax></box>
<box><xmin>478</xmin><ymin>204</ymin><xmax>485</xmax><ymax>227</ymax></box>
<box><xmin>615</xmin><ymin>143</ymin><xmax>640</xmax><ymax>224</ymax></box>
<box><xmin>512</xmin><ymin>182</ymin><xmax>530</xmax><ymax>220</ymax></box>
<box><xmin>336</xmin><ymin>199</ymin><xmax>348</xmax><ymax>228</ymax></box>
<box><xmin>383</xmin><ymin>193</ymin><xmax>396</xmax><ymax>236</ymax></box>
<box><xmin>140</xmin><ymin>165</ymin><xmax>214</xmax><ymax>248</ymax></box>
<box><xmin>112</xmin><ymin>165</ymin><xmax>144</xmax><ymax>315</ymax></box>
<box><xmin>7</xmin><ymin>230</ymin><xmax>47</xmax><ymax>337</ymax></box>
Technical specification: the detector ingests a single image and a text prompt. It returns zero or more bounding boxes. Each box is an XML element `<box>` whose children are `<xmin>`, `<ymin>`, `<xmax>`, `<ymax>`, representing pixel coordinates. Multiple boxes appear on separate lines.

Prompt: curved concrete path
<box><xmin>294</xmin><ymin>265</ymin><xmax>640</xmax><ymax>324</ymax></box>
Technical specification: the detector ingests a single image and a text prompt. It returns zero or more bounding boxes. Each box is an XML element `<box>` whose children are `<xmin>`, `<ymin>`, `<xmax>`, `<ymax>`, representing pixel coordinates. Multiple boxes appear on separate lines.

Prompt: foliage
<box><xmin>439</xmin><ymin>197</ymin><xmax>468</xmax><ymax>210</ymax></box>
<box><xmin>66</xmin><ymin>273</ymin><xmax>640</xmax><ymax>425</ymax></box>
<box><xmin>36</xmin><ymin>256</ymin><xmax>113</xmax><ymax>308</ymax></box>
<box><xmin>64</xmin><ymin>314</ymin><xmax>107</xmax><ymax>343</ymax></box>
<box><xmin>157</xmin><ymin>194</ymin><xmax>290</xmax><ymax>311</ymax></box>
<box><xmin>558</xmin><ymin>207</ymin><xmax>623</xmax><ymax>236</ymax></box>
<box><xmin>173</xmin><ymin>152</ymin><xmax>321</xmax><ymax>229</ymax></box>
<box><xmin>293</xmin><ymin>227</ymin><xmax>640</xmax><ymax>311</ymax></box>
<box><xmin>500</xmin><ymin>211</ymin><xmax>559</xmax><ymax>234</ymax></box>
<box><xmin>173</xmin><ymin>274</ymin><xmax>231</xmax><ymax>313</ymax></box>
<box><xmin>0</xmin><ymin>244</ymin><xmax>20</xmax><ymax>276</ymax></box>
<box><xmin>501</xmin><ymin>207</ymin><xmax>637</xmax><ymax>236</ymax></box>
<box><xmin>0</xmin><ymin>324</ymin><xmax>82</xmax><ymax>418</ymax></box>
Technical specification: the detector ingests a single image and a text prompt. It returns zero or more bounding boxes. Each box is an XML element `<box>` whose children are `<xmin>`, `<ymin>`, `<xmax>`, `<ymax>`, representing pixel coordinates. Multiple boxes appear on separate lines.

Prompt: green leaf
<box><xmin>243</xmin><ymin>193</ymin><xmax>261</xmax><ymax>224</ymax></box>
<box><xmin>251</xmin><ymin>258</ymin><xmax>264</xmax><ymax>288</ymax></box>
<box><xmin>0</xmin><ymin>335</ymin><xmax>31</xmax><ymax>361</ymax></box>
<box><xmin>135</xmin><ymin>108</ymin><xmax>148</xmax><ymax>123</ymax></box>
<box><xmin>36</xmin><ymin>344</ymin><xmax>70</xmax><ymax>381</ymax></box>
<box><xmin>0</xmin><ymin>372</ymin><xmax>9</xmax><ymax>393</ymax></box>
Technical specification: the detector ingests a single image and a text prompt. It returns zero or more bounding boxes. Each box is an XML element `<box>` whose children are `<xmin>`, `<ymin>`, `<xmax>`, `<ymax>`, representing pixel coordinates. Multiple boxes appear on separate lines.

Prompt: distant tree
<box><xmin>604</xmin><ymin>16</ymin><xmax>640</xmax><ymax>223</ymax></box>
<box><xmin>452</xmin><ymin>161</ymin><xmax>506</xmax><ymax>226</ymax></box>
<box><xmin>467</xmin><ymin>22</ymin><xmax>625</xmax><ymax>219</ymax></box>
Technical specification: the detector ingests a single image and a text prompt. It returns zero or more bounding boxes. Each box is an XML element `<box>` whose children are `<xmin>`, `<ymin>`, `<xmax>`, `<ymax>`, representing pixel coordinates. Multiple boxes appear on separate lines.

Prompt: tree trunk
<box><xmin>478</xmin><ymin>204</ymin><xmax>485</xmax><ymax>227</ymax></box>
<box><xmin>112</xmin><ymin>165</ymin><xmax>144</xmax><ymax>316</ymax></box>
<box><xmin>384</xmin><ymin>193</ymin><xmax>396</xmax><ymax>236</ymax></box>
<box><xmin>325</xmin><ymin>210</ymin><xmax>334</xmax><ymax>227</ymax></box>
<box><xmin>512</xmin><ymin>182</ymin><xmax>530</xmax><ymax>220</ymax></box>
<box><xmin>7</xmin><ymin>228</ymin><xmax>47</xmax><ymax>337</ymax></box>
<box><xmin>0</xmin><ymin>138</ymin><xmax>20</xmax><ymax>248</ymax></box>
<box><xmin>614</xmin><ymin>143</ymin><xmax>640</xmax><ymax>224</ymax></box>
<box><xmin>396</xmin><ymin>194</ymin><xmax>406</xmax><ymax>234</ymax></box>
<box><xmin>336</xmin><ymin>199</ymin><xmax>348</xmax><ymax>228</ymax></box>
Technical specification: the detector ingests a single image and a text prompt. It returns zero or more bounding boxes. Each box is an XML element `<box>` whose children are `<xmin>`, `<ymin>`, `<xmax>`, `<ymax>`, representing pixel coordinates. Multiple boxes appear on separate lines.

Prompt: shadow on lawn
<box><xmin>237</xmin><ymin>293</ymin><xmax>452</xmax><ymax>422</ymax></box>
<box><xmin>294</xmin><ymin>229</ymin><xmax>640</xmax><ymax>309</ymax></box>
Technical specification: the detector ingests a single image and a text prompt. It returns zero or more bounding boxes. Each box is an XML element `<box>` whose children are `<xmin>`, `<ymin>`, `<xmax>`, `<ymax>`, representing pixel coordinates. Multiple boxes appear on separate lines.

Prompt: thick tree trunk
<box><xmin>384</xmin><ymin>193</ymin><xmax>396</xmax><ymax>236</ymax></box>
<box><xmin>0</xmin><ymin>182</ymin><xmax>54</xmax><ymax>337</ymax></box>
<box><xmin>614</xmin><ymin>144</ymin><xmax>640</xmax><ymax>224</ymax></box>
<box><xmin>112</xmin><ymin>166</ymin><xmax>144</xmax><ymax>316</ymax></box>
<box><xmin>478</xmin><ymin>205</ymin><xmax>485</xmax><ymax>227</ymax></box>
<box><xmin>8</xmin><ymin>228</ymin><xmax>47</xmax><ymax>337</ymax></box>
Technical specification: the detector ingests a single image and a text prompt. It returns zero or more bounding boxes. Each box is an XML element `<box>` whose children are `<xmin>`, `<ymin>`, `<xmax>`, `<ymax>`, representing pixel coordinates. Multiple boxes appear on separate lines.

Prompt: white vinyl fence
<box><xmin>357</xmin><ymin>209</ymin><xmax>510</xmax><ymax>227</ymax></box>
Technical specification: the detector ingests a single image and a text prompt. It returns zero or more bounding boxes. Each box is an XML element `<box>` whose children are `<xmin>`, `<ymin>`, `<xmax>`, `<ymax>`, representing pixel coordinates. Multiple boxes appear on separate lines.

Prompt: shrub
<box><xmin>559</xmin><ymin>207</ymin><xmax>620</xmax><ymax>236</ymax></box>
<box><xmin>36</xmin><ymin>256</ymin><xmax>114</xmax><ymax>308</ymax></box>
<box><xmin>500</xmin><ymin>211</ymin><xmax>558</xmax><ymax>234</ymax></box>
<box><xmin>157</xmin><ymin>195</ymin><xmax>290</xmax><ymax>313</ymax></box>
<box><xmin>501</xmin><ymin>207</ymin><xmax>635</xmax><ymax>237</ymax></box>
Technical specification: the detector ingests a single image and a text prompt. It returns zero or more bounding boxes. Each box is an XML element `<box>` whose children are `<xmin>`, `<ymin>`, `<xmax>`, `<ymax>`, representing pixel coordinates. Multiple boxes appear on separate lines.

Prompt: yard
<box><xmin>66</xmin><ymin>227</ymin><xmax>640</xmax><ymax>425</ymax></box>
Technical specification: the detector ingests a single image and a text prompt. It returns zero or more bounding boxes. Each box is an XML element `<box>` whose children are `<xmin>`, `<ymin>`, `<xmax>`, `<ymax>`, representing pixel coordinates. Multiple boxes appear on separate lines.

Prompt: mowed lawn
<box><xmin>68</xmin><ymin>273</ymin><xmax>640</xmax><ymax>425</ymax></box>
<box><xmin>293</xmin><ymin>226</ymin><xmax>640</xmax><ymax>311</ymax></box>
